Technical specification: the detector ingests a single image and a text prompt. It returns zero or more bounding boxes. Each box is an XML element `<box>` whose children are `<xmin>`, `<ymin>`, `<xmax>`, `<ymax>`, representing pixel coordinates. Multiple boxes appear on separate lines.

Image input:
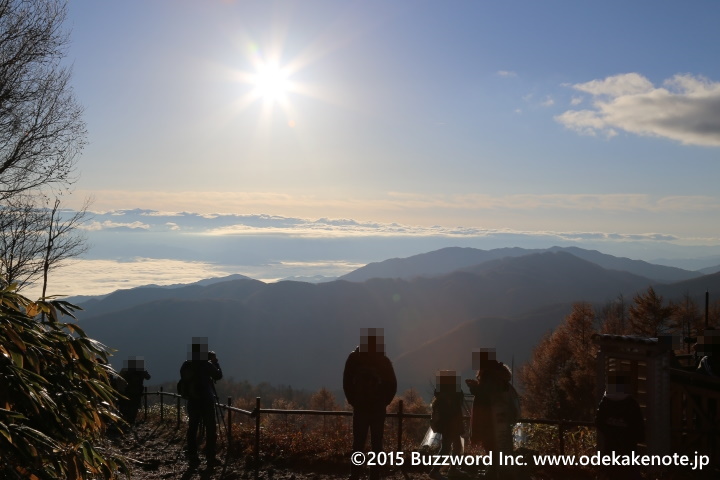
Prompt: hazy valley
<box><xmin>72</xmin><ymin>246</ymin><xmax>720</xmax><ymax>395</ymax></box>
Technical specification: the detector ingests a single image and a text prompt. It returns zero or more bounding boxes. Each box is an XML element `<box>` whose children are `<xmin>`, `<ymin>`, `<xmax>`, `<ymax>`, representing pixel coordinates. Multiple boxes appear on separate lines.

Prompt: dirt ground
<box><xmin>110</xmin><ymin>418</ymin><xmax>712</xmax><ymax>480</ymax></box>
<box><xmin>110</xmin><ymin>419</ymin><xmax>416</xmax><ymax>480</ymax></box>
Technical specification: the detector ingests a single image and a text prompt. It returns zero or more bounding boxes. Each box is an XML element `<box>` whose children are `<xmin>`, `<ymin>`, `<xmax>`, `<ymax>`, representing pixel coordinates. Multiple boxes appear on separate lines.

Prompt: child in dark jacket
<box><xmin>429</xmin><ymin>370</ymin><xmax>466</xmax><ymax>479</ymax></box>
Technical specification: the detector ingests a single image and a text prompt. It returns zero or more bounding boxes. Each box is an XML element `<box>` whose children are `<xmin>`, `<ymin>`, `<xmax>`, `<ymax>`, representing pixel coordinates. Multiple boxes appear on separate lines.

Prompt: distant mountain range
<box><xmin>339</xmin><ymin>246</ymin><xmax>703</xmax><ymax>283</ymax></box>
<box><xmin>73</xmin><ymin>246</ymin><xmax>720</xmax><ymax>395</ymax></box>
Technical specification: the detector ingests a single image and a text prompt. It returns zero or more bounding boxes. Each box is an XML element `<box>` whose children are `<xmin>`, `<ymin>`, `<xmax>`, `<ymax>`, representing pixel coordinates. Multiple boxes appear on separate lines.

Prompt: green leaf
<box><xmin>10</xmin><ymin>350</ymin><xmax>23</xmax><ymax>368</ymax></box>
<box><xmin>0</xmin><ymin>423</ymin><xmax>12</xmax><ymax>443</ymax></box>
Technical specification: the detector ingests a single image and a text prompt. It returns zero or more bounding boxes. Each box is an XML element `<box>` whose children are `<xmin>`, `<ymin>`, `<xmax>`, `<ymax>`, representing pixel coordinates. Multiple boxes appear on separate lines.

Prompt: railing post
<box><xmin>255</xmin><ymin>397</ymin><xmax>261</xmax><ymax>474</ymax></box>
<box><xmin>160</xmin><ymin>386</ymin><xmax>164</xmax><ymax>421</ymax></box>
<box><xmin>144</xmin><ymin>386</ymin><xmax>148</xmax><ymax>421</ymax></box>
<box><xmin>176</xmin><ymin>394</ymin><xmax>181</xmax><ymax>426</ymax></box>
<box><xmin>227</xmin><ymin>396</ymin><xmax>232</xmax><ymax>449</ymax></box>
<box><xmin>558</xmin><ymin>421</ymin><xmax>565</xmax><ymax>455</ymax></box>
<box><xmin>397</xmin><ymin>400</ymin><xmax>403</xmax><ymax>452</ymax></box>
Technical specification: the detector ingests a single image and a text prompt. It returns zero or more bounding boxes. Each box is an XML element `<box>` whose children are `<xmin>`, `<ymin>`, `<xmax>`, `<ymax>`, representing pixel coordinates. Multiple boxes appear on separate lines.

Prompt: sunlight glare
<box><xmin>253</xmin><ymin>62</ymin><xmax>290</xmax><ymax>103</ymax></box>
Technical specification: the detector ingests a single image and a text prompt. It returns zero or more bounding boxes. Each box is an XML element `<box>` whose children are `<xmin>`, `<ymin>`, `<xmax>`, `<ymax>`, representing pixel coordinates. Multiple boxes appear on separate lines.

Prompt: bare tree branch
<box><xmin>0</xmin><ymin>193</ymin><xmax>90</xmax><ymax>293</ymax></box>
<box><xmin>0</xmin><ymin>0</ymin><xmax>85</xmax><ymax>199</ymax></box>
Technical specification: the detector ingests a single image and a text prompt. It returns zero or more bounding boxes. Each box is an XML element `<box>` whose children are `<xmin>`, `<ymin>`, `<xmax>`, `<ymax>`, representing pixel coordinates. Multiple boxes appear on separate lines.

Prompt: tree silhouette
<box><xmin>599</xmin><ymin>294</ymin><xmax>629</xmax><ymax>335</ymax></box>
<box><xmin>0</xmin><ymin>195</ymin><xmax>89</xmax><ymax>293</ymax></box>
<box><xmin>627</xmin><ymin>286</ymin><xmax>676</xmax><ymax>337</ymax></box>
<box><xmin>519</xmin><ymin>302</ymin><xmax>598</xmax><ymax>421</ymax></box>
<box><xmin>0</xmin><ymin>0</ymin><xmax>86</xmax><ymax>199</ymax></box>
<box><xmin>671</xmin><ymin>292</ymin><xmax>703</xmax><ymax>352</ymax></box>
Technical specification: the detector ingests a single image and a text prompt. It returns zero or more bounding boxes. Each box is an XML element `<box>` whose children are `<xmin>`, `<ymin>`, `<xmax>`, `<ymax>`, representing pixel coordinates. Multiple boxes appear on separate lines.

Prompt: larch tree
<box><xmin>627</xmin><ymin>286</ymin><xmax>676</xmax><ymax>337</ymax></box>
<box><xmin>599</xmin><ymin>294</ymin><xmax>630</xmax><ymax>335</ymax></box>
<box><xmin>519</xmin><ymin>302</ymin><xmax>598</xmax><ymax>421</ymax></box>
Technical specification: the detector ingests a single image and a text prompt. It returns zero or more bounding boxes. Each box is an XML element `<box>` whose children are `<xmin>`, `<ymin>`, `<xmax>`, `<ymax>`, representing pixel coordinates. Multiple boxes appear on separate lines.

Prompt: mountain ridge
<box><xmin>72</xmin><ymin>246</ymin><xmax>720</xmax><ymax>393</ymax></box>
<box><xmin>340</xmin><ymin>246</ymin><xmax>700</xmax><ymax>283</ymax></box>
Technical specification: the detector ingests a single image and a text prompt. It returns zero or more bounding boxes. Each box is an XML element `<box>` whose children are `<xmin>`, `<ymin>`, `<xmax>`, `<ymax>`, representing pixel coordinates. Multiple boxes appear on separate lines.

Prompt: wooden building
<box><xmin>593</xmin><ymin>333</ymin><xmax>720</xmax><ymax>464</ymax></box>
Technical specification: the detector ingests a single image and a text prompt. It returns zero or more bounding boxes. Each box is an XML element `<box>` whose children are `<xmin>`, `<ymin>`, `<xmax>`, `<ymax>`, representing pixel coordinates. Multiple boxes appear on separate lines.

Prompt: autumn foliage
<box><xmin>520</xmin><ymin>286</ymin><xmax>720</xmax><ymax>422</ymax></box>
<box><xmin>519</xmin><ymin>302</ymin><xmax>598</xmax><ymax>421</ymax></box>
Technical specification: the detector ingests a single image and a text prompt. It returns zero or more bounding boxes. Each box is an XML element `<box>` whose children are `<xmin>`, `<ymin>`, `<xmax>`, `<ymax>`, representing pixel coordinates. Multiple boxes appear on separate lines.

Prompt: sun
<box><xmin>224</xmin><ymin>36</ymin><xmax>335</xmax><ymax>127</ymax></box>
<box><xmin>251</xmin><ymin>62</ymin><xmax>291</xmax><ymax>104</ymax></box>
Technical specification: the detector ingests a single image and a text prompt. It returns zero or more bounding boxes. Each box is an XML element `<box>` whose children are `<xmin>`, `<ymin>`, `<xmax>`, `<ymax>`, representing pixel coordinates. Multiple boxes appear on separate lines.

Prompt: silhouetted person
<box><xmin>180</xmin><ymin>337</ymin><xmax>223</xmax><ymax>466</ymax></box>
<box><xmin>466</xmin><ymin>348</ymin><xmax>517</xmax><ymax>480</ymax></box>
<box><xmin>595</xmin><ymin>370</ymin><xmax>644</xmax><ymax>480</ymax></box>
<box><xmin>118</xmin><ymin>356</ymin><xmax>151</xmax><ymax>425</ymax></box>
<box><xmin>429</xmin><ymin>370</ymin><xmax>465</xmax><ymax>479</ymax></box>
<box><xmin>343</xmin><ymin>328</ymin><xmax>397</xmax><ymax>480</ymax></box>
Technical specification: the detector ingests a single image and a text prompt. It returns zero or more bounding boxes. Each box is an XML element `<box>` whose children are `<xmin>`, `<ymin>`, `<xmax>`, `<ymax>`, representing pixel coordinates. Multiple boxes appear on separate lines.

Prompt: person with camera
<box><xmin>180</xmin><ymin>338</ymin><xmax>223</xmax><ymax>466</ymax></box>
<box><xmin>118</xmin><ymin>356</ymin><xmax>151</xmax><ymax>425</ymax></box>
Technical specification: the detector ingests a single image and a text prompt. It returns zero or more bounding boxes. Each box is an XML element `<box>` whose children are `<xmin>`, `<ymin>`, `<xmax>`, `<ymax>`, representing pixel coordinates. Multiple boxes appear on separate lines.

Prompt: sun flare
<box><xmin>226</xmin><ymin>36</ymin><xmax>335</xmax><ymax>127</ymax></box>
<box><xmin>252</xmin><ymin>62</ymin><xmax>290</xmax><ymax>103</ymax></box>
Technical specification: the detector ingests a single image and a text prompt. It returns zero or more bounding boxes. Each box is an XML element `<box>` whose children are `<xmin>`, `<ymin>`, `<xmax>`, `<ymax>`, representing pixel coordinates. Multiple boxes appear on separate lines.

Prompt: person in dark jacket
<box><xmin>343</xmin><ymin>328</ymin><xmax>397</xmax><ymax>480</ymax></box>
<box><xmin>595</xmin><ymin>370</ymin><xmax>644</xmax><ymax>480</ymax></box>
<box><xmin>466</xmin><ymin>348</ymin><xmax>516</xmax><ymax>480</ymax></box>
<box><xmin>118</xmin><ymin>356</ymin><xmax>151</xmax><ymax>425</ymax></box>
<box><xmin>429</xmin><ymin>370</ymin><xmax>465</xmax><ymax>479</ymax></box>
<box><xmin>180</xmin><ymin>338</ymin><xmax>223</xmax><ymax>466</ymax></box>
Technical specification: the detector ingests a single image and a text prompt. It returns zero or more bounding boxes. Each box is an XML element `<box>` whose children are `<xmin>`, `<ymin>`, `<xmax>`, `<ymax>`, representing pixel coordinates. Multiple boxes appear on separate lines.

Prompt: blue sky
<box><xmin>39</xmin><ymin>0</ymin><xmax>720</xmax><ymax>296</ymax></box>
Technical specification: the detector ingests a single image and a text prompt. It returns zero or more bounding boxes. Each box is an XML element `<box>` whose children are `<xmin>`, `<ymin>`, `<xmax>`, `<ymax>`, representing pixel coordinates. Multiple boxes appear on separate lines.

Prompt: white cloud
<box><xmin>82</xmin><ymin>220</ymin><xmax>150</xmax><ymax>231</ymax></box>
<box><xmin>497</xmin><ymin>70</ymin><xmax>517</xmax><ymax>77</ymax></box>
<box><xmin>25</xmin><ymin>203</ymin><xmax>720</xmax><ymax>297</ymax></box>
<box><xmin>540</xmin><ymin>96</ymin><xmax>555</xmax><ymax>107</ymax></box>
<box><xmin>572</xmin><ymin>72</ymin><xmax>654</xmax><ymax>97</ymax></box>
<box><xmin>82</xmin><ymin>193</ymin><xmax>708</xmax><ymax>240</ymax></box>
<box><xmin>570</xmin><ymin>96</ymin><xmax>583</xmax><ymax>106</ymax></box>
<box><xmin>76</xmin><ymin>193</ymin><xmax>720</xmax><ymax>236</ymax></box>
<box><xmin>22</xmin><ymin>258</ymin><xmax>236</xmax><ymax>298</ymax></box>
<box><xmin>556</xmin><ymin>73</ymin><xmax>720</xmax><ymax>146</ymax></box>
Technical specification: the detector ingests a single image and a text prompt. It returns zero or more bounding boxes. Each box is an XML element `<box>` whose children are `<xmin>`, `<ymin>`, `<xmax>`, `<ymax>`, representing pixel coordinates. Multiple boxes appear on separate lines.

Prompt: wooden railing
<box><xmin>669</xmin><ymin>368</ymin><xmax>720</xmax><ymax>464</ymax></box>
<box><xmin>142</xmin><ymin>387</ymin><xmax>595</xmax><ymax>468</ymax></box>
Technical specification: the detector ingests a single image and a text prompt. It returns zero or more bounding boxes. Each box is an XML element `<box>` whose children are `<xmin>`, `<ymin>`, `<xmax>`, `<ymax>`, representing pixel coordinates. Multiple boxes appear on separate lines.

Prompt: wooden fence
<box><xmin>142</xmin><ymin>387</ymin><xmax>594</xmax><ymax>467</ymax></box>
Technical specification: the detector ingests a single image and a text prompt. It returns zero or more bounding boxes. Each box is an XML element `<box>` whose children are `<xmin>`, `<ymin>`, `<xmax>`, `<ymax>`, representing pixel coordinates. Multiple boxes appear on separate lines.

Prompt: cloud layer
<box><xmin>556</xmin><ymin>73</ymin><xmax>720</xmax><ymax>146</ymax></box>
<box><xmin>75</xmin><ymin>207</ymin><xmax>711</xmax><ymax>243</ymax></box>
<box><xmin>30</xmin><ymin>206</ymin><xmax>720</xmax><ymax>298</ymax></box>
